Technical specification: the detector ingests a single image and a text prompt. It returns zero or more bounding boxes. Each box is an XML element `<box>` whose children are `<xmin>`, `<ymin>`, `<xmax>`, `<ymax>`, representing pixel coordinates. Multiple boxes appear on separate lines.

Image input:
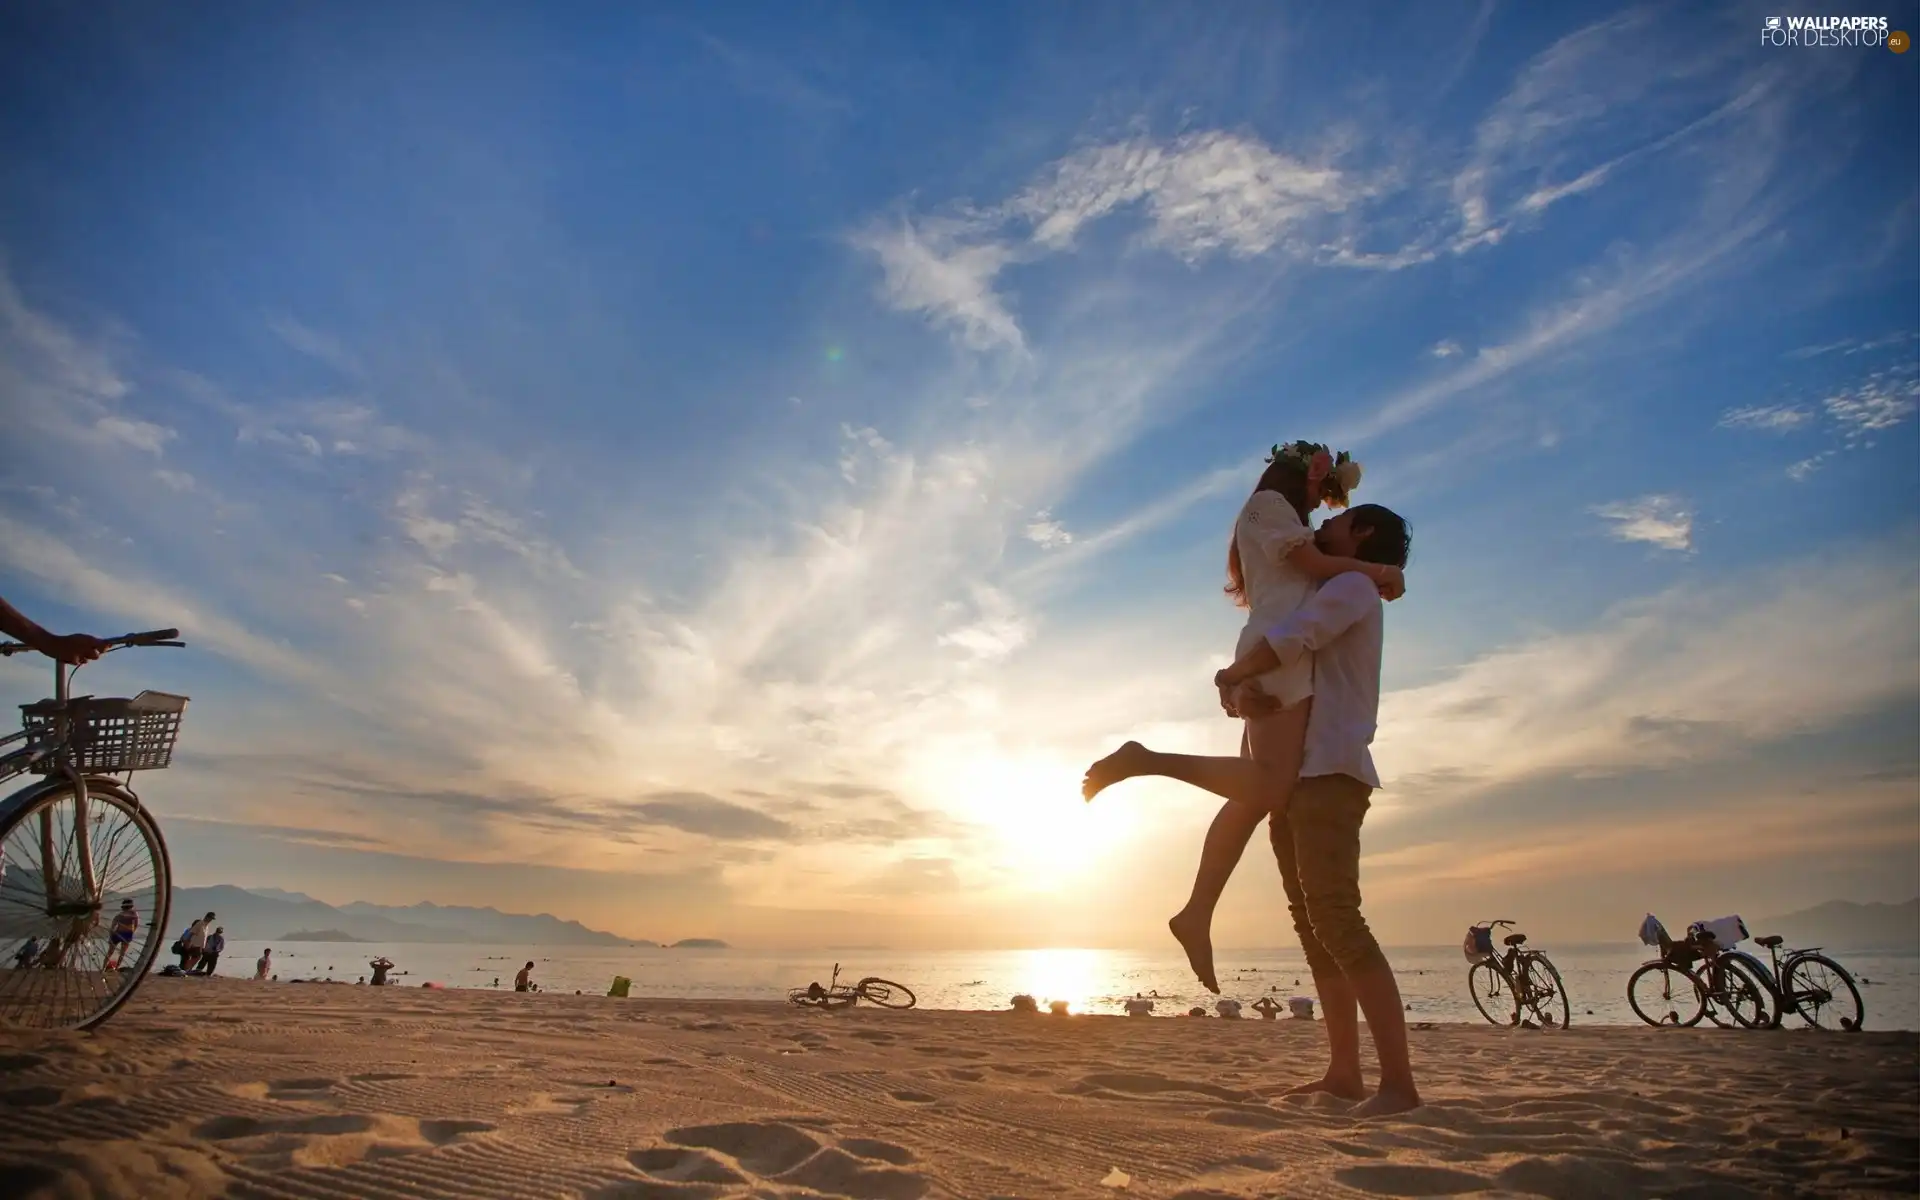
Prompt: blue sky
<box><xmin>1</xmin><ymin>1</ymin><xmax>1915</xmax><ymax>949</ymax></box>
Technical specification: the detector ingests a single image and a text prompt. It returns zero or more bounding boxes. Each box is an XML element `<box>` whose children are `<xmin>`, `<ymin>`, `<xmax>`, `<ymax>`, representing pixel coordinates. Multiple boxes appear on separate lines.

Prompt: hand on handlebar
<box><xmin>40</xmin><ymin>632</ymin><xmax>112</xmax><ymax>664</ymax></box>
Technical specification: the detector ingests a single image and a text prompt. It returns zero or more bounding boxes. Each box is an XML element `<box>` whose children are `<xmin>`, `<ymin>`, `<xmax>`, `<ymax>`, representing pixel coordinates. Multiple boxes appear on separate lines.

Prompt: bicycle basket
<box><xmin>1462</xmin><ymin>926</ymin><xmax>1496</xmax><ymax>962</ymax></box>
<box><xmin>22</xmin><ymin>691</ymin><xmax>188</xmax><ymax>774</ymax></box>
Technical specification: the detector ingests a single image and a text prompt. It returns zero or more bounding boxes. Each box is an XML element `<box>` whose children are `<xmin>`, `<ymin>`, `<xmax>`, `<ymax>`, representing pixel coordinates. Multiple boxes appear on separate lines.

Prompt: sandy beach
<box><xmin>0</xmin><ymin>979</ymin><xmax>1913</xmax><ymax>1199</ymax></box>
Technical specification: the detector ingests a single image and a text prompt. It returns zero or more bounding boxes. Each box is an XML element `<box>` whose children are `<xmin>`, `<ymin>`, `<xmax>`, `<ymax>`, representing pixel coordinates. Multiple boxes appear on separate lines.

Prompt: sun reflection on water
<box><xmin>1012</xmin><ymin>947</ymin><xmax>1113</xmax><ymax>1014</ymax></box>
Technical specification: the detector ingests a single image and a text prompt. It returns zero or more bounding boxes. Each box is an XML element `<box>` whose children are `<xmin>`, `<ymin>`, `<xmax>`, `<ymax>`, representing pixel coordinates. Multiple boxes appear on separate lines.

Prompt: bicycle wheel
<box><xmin>855</xmin><ymin>977</ymin><xmax>916</xmax><ymax>1010</ymax></box>
<box><xmin>1784</xmin><ymin>954</ymin><xmax>1864</xmax><ymax>1031</ymax></box>
<box><xmin>1627</xmin><ymin>962</ymin><xmax>1704</xmax><ymax>1027</ymax></box>
<box><xmin>1519</xmin><ymin>954</ymin><xmax>1571</xmax><ymax>1029</ymax></box>
<box><xmin>1707</xmin><ymin>955</ymin><xmax>1774</xmax><ymax>1030</ymax></box>
<box><xmin>1466</xmin><ymin>961</ymin><xmax>1512</xmax><ymax>1026</ymax></box>
<box><xmin>0</xmin><ymin>780</ymin><xmax>171</xmax><ymax>1031</ymax></box>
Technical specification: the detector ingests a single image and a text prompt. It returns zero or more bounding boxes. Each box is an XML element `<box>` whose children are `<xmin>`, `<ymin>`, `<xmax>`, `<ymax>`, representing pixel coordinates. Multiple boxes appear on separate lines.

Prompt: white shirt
<box><xmin>1235</xmin><ymin>491</ymin><xmax>1315</xmax><ymax>620</ymax></box>
<box><xmin>186</xmin><ymin>919</ymin><xmax>209</xmax><ymax>949</ymax></box>
<box><xmin>1263</xmin><ymin>572</ymin><xmax>1384</xmax><ymax>788</ymax></box>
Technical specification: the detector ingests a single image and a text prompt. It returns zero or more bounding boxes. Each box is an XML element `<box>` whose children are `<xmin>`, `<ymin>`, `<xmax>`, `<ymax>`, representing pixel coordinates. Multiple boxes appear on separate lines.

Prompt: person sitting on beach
<box><xmin>514</xmin><ymin>961</ymin><xmax>534</xmax><ymax>992</ymax></box>
<box><xmin>369</xmin><ymin>957</ymin><xmax>394</xmax><ymax>986</ymax></box>
<box><xmin>103</xmin><ymin>900</ymin><xmax>139</xmax><ymax>970</ymax></box>
<box><xmin>14</xmin><ymin>936</ymin><xmax>42</xmax><ymax>970</ymax></box>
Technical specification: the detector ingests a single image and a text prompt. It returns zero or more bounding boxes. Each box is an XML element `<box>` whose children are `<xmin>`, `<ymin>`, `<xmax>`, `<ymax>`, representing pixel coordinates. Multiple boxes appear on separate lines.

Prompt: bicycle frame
<box><xmin>0</xmin><ymin>656</ymin><xmax>111</xmax><ymax>924</ymax></box>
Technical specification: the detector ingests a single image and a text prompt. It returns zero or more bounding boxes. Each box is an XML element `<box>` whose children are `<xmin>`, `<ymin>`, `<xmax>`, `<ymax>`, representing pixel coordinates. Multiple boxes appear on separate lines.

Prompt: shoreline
<box><xmin>3</xmin><ymin>976</ymin><xmax>1914</xmax><ymax>1197</ymax></box>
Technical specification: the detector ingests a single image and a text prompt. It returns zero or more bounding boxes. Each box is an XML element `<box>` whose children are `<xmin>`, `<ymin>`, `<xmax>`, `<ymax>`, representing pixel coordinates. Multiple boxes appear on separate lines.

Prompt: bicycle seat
<box><xmin>1755</xmin><ymin>935</ymin><xmax>1783</xmax><ymax>948</ymax></box>
<box><xmin>1503</xmin><ymin>933</ymin><xmax>1527</xmax><ymax>947</ymax></box>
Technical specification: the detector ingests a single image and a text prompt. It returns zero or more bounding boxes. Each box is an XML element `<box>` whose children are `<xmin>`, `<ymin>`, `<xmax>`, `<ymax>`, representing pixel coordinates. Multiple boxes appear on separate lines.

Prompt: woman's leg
<box><xmin>1160</xmin><ymin>703</ymin><xmax>1311</xmax><ymax>992</ymax></box>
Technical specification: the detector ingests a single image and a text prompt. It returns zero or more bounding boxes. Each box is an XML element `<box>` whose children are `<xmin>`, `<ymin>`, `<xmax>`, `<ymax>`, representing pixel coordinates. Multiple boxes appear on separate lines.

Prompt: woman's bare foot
<box><xmin>1280</xmin><ymin>1073</ymin><xmax>1367</xmax><ymax>1101</ymax></box>
<box><xmin>1167</xmin><ymin>908</ymin><xmax>1220</xmax><ymax>994</ymax></box>
<box><xmin>1082</xmin><ymin>741</ymin><xmax>1153</xmax><ymax>801</ymax></box>
<box><xmin>1351</xmin><ymin>1085</ymin><xmax>1422</xmax><ymax>1118</ymax></box>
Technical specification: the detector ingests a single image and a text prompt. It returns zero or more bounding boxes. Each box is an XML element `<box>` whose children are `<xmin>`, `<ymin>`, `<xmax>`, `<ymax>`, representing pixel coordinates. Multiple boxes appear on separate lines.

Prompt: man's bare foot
<box><xmin>1279</xmin><ymin>1073</ymin><xmax>1367</xmax><ymax>1101</ymax></box>
<box><xmin>1167</xmin><ymin>909</ymin><xmax>1220</xmax><ymax>994</ymax></box>
<box><xmin>1351</xmin><ymin>1085</ymin><xmax>1422</xmax><ymax>1118</ymax></box>
<box><xmin>1082</xmin><ymin>741</ymin><xmax>1153</xmax><ymax>802</ymax></box>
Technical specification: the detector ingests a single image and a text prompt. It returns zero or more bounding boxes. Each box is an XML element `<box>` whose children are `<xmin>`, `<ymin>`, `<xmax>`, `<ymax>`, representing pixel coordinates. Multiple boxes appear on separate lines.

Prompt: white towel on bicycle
<box><xmin>1686</xmin><ymin>915</ymin><xmax>1748</xmax><ymax>947</ymax></box>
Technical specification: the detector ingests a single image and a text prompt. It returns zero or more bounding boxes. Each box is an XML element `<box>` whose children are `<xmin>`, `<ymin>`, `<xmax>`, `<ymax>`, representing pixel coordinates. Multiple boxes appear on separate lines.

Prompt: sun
<box><xmin>915</xmin><ymin>750</ymin><xmax>1139</xmax><ymax>885</ymax></box>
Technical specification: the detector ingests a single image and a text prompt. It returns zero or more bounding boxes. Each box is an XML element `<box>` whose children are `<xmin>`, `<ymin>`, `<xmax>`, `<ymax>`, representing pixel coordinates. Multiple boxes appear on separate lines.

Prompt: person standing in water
<box><xmin>514</xmin><ymin>961</ymin><xmax>534</xmax><ymax>992</ymax></box>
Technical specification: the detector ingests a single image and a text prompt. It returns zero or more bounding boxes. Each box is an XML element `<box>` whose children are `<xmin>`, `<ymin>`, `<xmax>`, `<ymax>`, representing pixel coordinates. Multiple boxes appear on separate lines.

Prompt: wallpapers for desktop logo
<box><xmin>1760</xmin><ymin>15</ymin><xmax>1904</xmax><ymax>49</ymax></box>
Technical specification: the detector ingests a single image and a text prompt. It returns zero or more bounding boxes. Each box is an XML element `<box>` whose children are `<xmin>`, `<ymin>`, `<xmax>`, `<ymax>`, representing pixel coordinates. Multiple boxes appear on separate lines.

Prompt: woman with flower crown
<box><xmin>1083</xmin><ymin>440</ymin><xmax>1402</xmax><ymax>993</ymax></box>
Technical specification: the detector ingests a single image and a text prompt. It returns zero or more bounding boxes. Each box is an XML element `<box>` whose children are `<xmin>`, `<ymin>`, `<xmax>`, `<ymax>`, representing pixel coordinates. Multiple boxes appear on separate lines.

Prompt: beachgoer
<box><xmin>1084</xmin><ymin>441</ymin><xmax>1402</xmax><ymax>993</ymax></box>
<box><xmin>514</xmin><ymin>961</ymin><xmax>534</xmax><ymax>992</ymax></box>
<box><xmin>104</xmin><ymin>900</ymin><xmax>139</xmax><ymax>970</ymax></box>
<box><xmin>369</xmin><ymin>957</ymin><xmax>394</xmax><ymax>986</ymax></box>
<box><xmin>196</xmin><ymin>927</ymin><xmax>225</xmax><ymax>976</ymax></box>
<box><xmin>173</xmin><ymin>924</ymin><xmax>196</xmax><ymax>971</ymax></box>
<box><xmin>1123</xmin><ymin>994</ymin><xmax>1154</xmax><ymax>1017</ymax></box>
<box><xmin>0</xmin><ymin>595</ymin><xmax>110</xmax><ymax>663</ymax></box>
<box><xmin>1081</xmin><ymin>504</ymin><xmax>1420</xmax><ymax>1114</ymax></box>
<box><xmin>1216</xmin><ymin>998</ymin><xmax>1244</xmax><ymax>1019</ymax></box>
<box><xmin>1213</xmin><ymin>503</ymin><xmax>1420</xmax><ymax>1115</ymax></box>
<box><xmin>13</xmin><ymin>936</ymin><xmax>41</xmax><ymax>969</ymax></box>
<box><xmin>1252</xmin><ymin>996</ymin><xmax>1283</xmax><ymax>1021</ymax></box>
<box><xmin>182</xmin><ymin>912</ymin><xmax>214</xmax><ymax>973</ymax></box>
<box><xmin>254</xmin><ymin>948</ymin><xmax>271</xmax><ymax>980</ymax></box>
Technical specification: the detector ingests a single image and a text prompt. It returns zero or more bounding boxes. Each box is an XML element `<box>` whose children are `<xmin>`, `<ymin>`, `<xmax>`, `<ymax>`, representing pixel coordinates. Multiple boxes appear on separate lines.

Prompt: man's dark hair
<box><xmin>1349</xmin><ymin>503</ymin><xmax>1411</xmax><ymax>569</ymax></box>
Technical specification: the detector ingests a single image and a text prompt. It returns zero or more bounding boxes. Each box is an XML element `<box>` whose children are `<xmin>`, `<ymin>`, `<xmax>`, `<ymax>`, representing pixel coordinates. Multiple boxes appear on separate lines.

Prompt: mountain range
<box><xmin>168</xmin><ymin>885</ymin><xmax>634</xmax><ymax>945</ymax></box>
<box><xmin>1753</xmin><ymin>899</ymin><xmax>1918</xmax><ymax>951</ymax></box>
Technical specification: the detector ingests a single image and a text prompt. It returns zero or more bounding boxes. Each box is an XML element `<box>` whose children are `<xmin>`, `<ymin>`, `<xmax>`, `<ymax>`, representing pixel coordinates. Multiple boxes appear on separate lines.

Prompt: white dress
<box><xmin>1232</xmin><ymin>489</ymin><xmax>1315</xmax><ymax>709</ymax></box>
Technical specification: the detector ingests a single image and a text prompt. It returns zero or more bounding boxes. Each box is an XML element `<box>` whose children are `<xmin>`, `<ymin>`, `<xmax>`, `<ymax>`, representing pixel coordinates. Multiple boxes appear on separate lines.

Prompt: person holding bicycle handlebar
<box><xmin>0</xmin><ymin>595</ymin><xmax>111</xmax><ymax>664</ymax></box>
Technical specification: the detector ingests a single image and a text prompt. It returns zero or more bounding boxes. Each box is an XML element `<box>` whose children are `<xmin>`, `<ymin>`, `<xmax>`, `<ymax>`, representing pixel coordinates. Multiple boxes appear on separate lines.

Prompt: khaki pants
<box><xmin>1268</xmin><ymin>773</ymin><xmax>1386</xmax><ymax>978</ymax></box>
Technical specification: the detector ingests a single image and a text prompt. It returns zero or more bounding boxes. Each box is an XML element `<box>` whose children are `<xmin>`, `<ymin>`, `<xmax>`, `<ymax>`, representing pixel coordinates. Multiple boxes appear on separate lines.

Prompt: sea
<box><xmin>199</xmin><ymin>940</ymin><xmax>1920</xmax><ymax>1031</ymax></box>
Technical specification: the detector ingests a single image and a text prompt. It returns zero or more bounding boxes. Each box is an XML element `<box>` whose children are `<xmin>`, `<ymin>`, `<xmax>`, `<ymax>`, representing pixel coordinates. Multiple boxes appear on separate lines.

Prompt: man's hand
<box><xmin>1217</xmin><ymin>680</ymin><xmax>1240</xmax><ymax>719</ymax></box>
<box><xmin>1232</xmin><ymin>682</ymin><xmax>1280</xmax><ymax>719</ymax></box>
<box><xmin>1373</xmin><ymin>565</ymin><xmax>1406</xmax><ymax>602</ymax></box>
<box><xmin>38</xmin><ymin>632</ymin><xmax>110</xmax><ymax>664</ymax></box>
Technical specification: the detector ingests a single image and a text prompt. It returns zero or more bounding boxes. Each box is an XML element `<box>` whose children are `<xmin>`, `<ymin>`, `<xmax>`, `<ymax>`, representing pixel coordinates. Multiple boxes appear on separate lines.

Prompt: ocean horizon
<box><xmin>186</xmin><ymin>940</ymin><xmax>1920</xmax><ymax>1032</ymax></box>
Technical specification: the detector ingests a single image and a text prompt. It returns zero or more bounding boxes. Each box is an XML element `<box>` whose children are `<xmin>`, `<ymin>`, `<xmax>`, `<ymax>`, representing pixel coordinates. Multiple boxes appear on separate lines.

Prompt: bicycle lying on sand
<box><xmin>0</xmin><ymin>629</ymin><xmax>186</xmax><ymax>1031</ymax></box>
<box><xmin>787</xmin><ymin>963</ymin><xmax>916</xmax><ymax>1011</ymax></box>
<box><xmin>1462</xmin><ymin>919</ymin><xmax>1571</xmax><ymax>1029</ymax></box>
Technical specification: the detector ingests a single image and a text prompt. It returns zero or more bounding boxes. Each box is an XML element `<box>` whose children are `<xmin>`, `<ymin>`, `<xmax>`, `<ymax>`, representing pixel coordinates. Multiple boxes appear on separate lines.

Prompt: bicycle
<box><xmin>0</xmin><ymin>628</ymin><xmax>186</xmax><ymax>1030</ymax></box>
<box><xmin>786</xmin><ymin>962</ymin><xmax>916</xmax><ymax>1011</ymax></box>
<box><xmin>1747</xmin><ymin>932</ymin><xmax>1864</xmax><ymax>1031</ymax></box>
<box><xmin>1626</xmin><ymin>925</ymin><xmax>1771</xmax><ymax>1029</ymax></box>
<box><xmin>1462</xmin><ymin>919</ymin><xmax>1571</xmax><ymax>1029</ymax></box>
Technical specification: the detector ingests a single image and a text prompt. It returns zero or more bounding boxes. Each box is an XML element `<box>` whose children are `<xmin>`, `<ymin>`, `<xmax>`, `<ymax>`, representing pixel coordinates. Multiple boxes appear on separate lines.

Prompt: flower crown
<box><xmin>1266</xmin><ymin>439</ymin><xmax>1364</xmax><ymax>507</ymax></box>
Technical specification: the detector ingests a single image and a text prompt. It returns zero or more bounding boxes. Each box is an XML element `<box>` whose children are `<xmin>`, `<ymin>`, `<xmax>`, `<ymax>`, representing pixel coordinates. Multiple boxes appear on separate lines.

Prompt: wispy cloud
<box><xmin>1718</xmin><ymin>403</ymin><xmax>1812</xmax><ymax>432</ymax></box>
<box><xmin>268</xmin><ymin>314</ymin><xmax>364</xmax><ymax>380</ymax></box>
<box><xmin>1591</xmin><ymin>494</ymin><xmax>1694</xmax><ymax>552</ymax></box>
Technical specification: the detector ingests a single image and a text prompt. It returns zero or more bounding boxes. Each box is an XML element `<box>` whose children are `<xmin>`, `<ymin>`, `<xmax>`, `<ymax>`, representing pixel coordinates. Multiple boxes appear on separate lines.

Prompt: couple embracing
<box><xmin>1084</xmin><ymin>440</ymin><xmax>1420</xmax><ymax>1116</ymax></box>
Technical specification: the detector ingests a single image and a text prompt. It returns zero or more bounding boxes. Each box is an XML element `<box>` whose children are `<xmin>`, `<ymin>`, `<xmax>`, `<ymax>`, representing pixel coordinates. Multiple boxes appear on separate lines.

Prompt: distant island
<box><xmin>671</xmin><ymin>938</ymin><xmax>730</xmax><ymax>949</ymax></box>
<box><xmin>280</xmin><ymin>929</ymin><xmax>368</xmax><ymax>942</ymax></box>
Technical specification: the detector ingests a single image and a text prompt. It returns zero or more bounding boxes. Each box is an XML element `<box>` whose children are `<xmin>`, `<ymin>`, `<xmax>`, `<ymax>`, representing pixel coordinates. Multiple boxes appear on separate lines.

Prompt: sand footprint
<box><xmin>653</xmin><ymin>1121</ymin><xmax>933</xmax><ymax>1200</ymax></box>
<box><xmin>192</xmin><ymin>1111</ymin><xmax>495</xmax><ymax>1169</ymax></box>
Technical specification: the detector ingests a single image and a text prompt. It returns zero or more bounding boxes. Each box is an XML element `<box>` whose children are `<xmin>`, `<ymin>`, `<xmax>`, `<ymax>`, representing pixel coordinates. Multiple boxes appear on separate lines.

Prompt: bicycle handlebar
<box><xmin>1475</xmin><ymin>918</ymin><xmax>1517</xmax><ymax>929</ymax></box>
<box><xmin>0</xmin><ymin>629</ymin><xmax>185</xmax><ymax>658</ymax></box>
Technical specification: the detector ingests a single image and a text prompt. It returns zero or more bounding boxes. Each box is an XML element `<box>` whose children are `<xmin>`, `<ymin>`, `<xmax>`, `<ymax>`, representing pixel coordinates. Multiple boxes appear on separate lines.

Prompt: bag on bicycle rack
<box><xmin>1638</xmin><ymin>914</ymin><xmax>1667</xmax><ymax>947</ymax></box>
<box><xmin>1462</xmin><ymin>926</ymin><xmax>1495</xmax><ymax>962</ymax></box>
<box><xmin>1686</xmin><ymin>915</ymin><xmax>1748</xmax><ymax>948</ymax></box>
